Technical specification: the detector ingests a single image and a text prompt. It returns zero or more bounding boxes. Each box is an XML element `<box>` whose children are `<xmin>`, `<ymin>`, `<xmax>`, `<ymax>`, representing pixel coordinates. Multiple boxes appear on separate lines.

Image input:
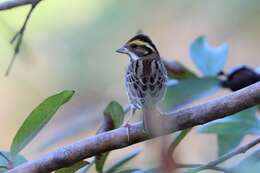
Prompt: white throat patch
<box><xmin>128</xmin><ymin>51</ymin><xmax>139</xmax><ymax>61</ymax></box>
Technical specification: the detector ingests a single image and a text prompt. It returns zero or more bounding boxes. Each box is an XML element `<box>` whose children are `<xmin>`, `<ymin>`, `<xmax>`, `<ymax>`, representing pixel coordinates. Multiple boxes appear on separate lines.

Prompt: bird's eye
<box><xmin>131</xmin><ymin>44</ymin><xmax>137</xmax><ymax>49</ymax></box>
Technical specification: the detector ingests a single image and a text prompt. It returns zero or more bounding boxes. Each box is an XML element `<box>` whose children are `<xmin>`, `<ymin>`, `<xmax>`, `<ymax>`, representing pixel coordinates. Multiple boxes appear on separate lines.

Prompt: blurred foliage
<box><xmin>0</xmin><ymin>1</ymin><xmax>260</xmax><ymax>172</ymax></box>
<box><xmin>199</xmin><ymin>107</ymin><xmax>259</xmax><ymax>156</ymax></box>
<box><xmin>230</xmin><ymin>149</ymin><xmax>260</xmax><ymax>173</ymax></box>
<box><xmin>105</xmin><ymin>149</ymin><xmax>142</xmax><ymax>173</ymax></box>
<box><xmin>161</xmin><ymin>77</ymin><xmax>220</xmax><ymax>111</ymax></box>
<box><xmin>164</xmin><ymin>60</ymin><xmax>197</xmax><ymax>80</ymax></box>
<box><xmin>55</xmin><ymin>160</ymin><xmax>89</xmax><ymax>173</ymax></box>
<box><xmin>190</xmin><ymin>36</ymin><xmax>228</xmax><ymax>76</ymax></box>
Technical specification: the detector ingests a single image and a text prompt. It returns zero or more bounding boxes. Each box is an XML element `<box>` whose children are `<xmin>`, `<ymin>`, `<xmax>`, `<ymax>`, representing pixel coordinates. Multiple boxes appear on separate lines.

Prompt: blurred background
<box><xmin>0</xmin><ymin>0</ymin><xmax>260</xmax><ymax>172</ymax></box>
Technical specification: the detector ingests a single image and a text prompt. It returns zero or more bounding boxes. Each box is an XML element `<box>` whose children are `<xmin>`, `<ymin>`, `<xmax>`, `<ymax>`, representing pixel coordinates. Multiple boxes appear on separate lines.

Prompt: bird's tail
<box><xmin>143</xmin><ymin>107</ymin><xmax>162</xmax><ymax>136</ymax></box>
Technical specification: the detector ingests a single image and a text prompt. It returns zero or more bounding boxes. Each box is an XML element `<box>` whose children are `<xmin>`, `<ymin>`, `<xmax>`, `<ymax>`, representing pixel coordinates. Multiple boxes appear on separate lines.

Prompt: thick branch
<box><xmin>0</xmin><ymin>0</ymin><xmax>40</xmax><ymax>10</ymax></box>
<box><xmin>7</xmin><ymin>82</ymin><xmax>260</xmax><ymax>173</ymax></box>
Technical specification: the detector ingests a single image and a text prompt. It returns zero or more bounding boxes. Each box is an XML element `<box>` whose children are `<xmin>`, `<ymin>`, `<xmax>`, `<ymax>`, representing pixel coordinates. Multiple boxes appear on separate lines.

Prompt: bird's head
<box><xmin>116</xmin><ymin>34</ymin><xmax>159</xmax><ymax>60</ymax></box>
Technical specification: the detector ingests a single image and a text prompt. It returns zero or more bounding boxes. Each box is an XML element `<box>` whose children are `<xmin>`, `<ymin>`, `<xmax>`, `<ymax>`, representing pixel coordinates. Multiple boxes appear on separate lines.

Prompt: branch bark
<box><xmin>7</xmin><ymin>82</ymin><xmax>260</xmax><ymax>173</ymax></box>
<box><xmin>0</xmin><ymin>0</ymin><xmax>41</xmax><ymax>10</ymax></box>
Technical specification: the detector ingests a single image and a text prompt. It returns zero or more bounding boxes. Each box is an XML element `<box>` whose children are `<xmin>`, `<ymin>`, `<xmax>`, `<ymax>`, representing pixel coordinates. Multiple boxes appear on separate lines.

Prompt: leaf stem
<box><xmin>168</xmin><ymin>128</ymin><xmax>192</xmax><ymax>154</ymax></box>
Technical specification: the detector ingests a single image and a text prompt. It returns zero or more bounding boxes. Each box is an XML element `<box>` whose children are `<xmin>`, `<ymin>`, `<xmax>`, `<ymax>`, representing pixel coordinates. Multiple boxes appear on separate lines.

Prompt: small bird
<box><xmin>116</xmin><ymin>34</ymin><xmax>167</xmax><ymax>135</ymax></box>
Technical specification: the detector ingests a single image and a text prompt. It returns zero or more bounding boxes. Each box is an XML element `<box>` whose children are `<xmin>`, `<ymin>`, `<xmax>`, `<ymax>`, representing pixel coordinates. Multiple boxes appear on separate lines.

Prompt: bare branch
<box><xmin>176</xmin><ymin>163</ymin><xmax>228</xmax><ymax>172</ymax></box>
<box><xmin>0</xmin><ymin>0</ymin><xmax>40</xmax><ymax>10</ymax></box>
<box><xmin>1</xmin><ymin>0</ymin><xmax>42</xmax><ymax>76</ymax></box>
<box><xmin>7</xmin><ymin>82</ymin><xmax>260</xmax><ymax>173</ymax></box>
<box><xmin>186</xmin><ymin>137</ymin><xmax>260</xmax><ymax>173</ymax></box>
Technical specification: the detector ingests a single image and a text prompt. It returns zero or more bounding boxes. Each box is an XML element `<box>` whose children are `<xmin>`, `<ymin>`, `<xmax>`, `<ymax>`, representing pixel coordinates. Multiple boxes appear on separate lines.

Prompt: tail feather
<box><xmin>143</xmin><ymin>107</ymin><xmax>162</xmax><ymax>136</ymax></box>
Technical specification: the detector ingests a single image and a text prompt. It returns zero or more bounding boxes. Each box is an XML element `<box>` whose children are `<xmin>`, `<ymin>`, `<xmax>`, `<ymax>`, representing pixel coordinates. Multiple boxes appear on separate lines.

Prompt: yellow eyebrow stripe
<box><xmin>128</xmin><ymin>40</ymin><xmax>155</xmax><ymax>52</ymax></box>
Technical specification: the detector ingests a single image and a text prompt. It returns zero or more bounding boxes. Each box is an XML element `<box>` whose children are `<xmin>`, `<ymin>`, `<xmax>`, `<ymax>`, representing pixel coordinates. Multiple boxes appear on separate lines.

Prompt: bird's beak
<box><xmin>116</xmin><ymin>46</ymin><xmax>128</xmax><ymax>54</ymax></box>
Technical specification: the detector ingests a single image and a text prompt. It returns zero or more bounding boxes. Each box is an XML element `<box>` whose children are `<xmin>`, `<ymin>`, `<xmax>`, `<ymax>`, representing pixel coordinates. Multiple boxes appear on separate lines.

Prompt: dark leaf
<box><xmin>105</xmin><ymin>149</ymin><xmax>142</xmax><ymax>173</ymax></box>
<box><xmin>220</xmin><ymin>65</ymin><xmax>260</xmax><ymax>91</ymax></box>
<box><xmin>55</xmin><ymin>161</ymin><xmax>89</xmax><ymax>173</ymax></box>
<box><xmin>10</xmin><ymin>90</ymin><xmax>75</xmax><ymax>155</ymax></box>
<box><xmin>190</xmin><ymin>36</ymin><xmax>228</xmax><ymax>76</ymax></box>
<box><xmin>163</xmin><ymin>60</ymin><xmax>197</xmax><ymax>80</ymax></box>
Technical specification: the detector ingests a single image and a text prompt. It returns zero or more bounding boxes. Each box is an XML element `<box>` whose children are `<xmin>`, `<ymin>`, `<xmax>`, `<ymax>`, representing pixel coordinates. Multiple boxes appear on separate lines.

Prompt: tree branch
<box><xmin>0</xmin><ymin>0</ymin><xmax>40</xmax><ymax>10</ymax></box>
<box><xmin>186</xmin><ymin>137</ymin><xmax>260</xmax><ymax>173</ymax></box>
<box><xmin>7</xmin><ymin>82</ymin><xmax>260</xmax><ymax>173</ymax></box>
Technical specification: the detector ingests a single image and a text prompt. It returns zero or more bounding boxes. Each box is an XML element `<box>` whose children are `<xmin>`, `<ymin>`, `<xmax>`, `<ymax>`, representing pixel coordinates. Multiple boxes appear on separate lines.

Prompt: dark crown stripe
<box><xmin>127</xmin><ymin>34</ymin><xmax>159</xmax><ymax>54</ymax></box>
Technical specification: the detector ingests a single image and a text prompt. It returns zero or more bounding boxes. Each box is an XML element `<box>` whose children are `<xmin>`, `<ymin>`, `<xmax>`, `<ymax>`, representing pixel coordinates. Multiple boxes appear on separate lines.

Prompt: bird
<box><xmin>116</xmin><ymin>34</ymin><xmax>167</xmax><ymax>136</ymax></box>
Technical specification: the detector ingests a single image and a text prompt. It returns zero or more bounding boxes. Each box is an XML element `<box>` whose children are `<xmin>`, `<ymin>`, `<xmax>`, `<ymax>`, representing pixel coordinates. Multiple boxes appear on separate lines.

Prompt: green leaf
<box><xmin>95</xmin><ymin>101</ymin><xmax>125</xmax><ymax>173</ymax></box>
<box><xmin>116</xmin><ymin>169</ymin><xmax>141</xmax><ymax>173</ymax></box>
<box><xmin>10</xmin><ymin>90</ymin><xmax>75</xmax><ymax>155</ymax></box>
<box><xmin>104</xmin><ymin>101</ymin><xmax>125</xmax><ymax>128</ymax></box>
<box><xmin>105</xmin><ymin>149</ymin><xmax>142</xmax><ymax>173</ymax></box>
<box><xmin>78</xmin><ymin>160</ymin><xmax>95</xmax><ymax>173</ymax></box>
<box><xmin>161</xmin><ymin>77</ymin><xmax>220</xmax><ymax>111</ymax></box>
<box><xmin>217</xmin><ymin>134</ymin><xmax>244</xmax><ymax>156</ymax></box>
<box><xmin>96</xmin><ymin>153</ymin><xmax>109</xmax><ymax>173</ymax></box>
<box><xmin>190</xmin><ymin>36</ymin><xmax>228</xmax><ymax>76</ymax></box>
<box><xmin>0</xmin><ymin>151</ymin><xmax>27</xmax><ymax>172</ymax></box>
<box><xmin>230</xmin><ymin>149</ymin><xmax>260</xmax><ymax>173</ymax></box>
<box><xmin>199</xmin><ymin>107</ymin><xmax>259</xmax><ymax>155</ymax></box>
<box><xmin>55</xmin><ymin>161</ymin><xmax>89</xmax><ymax>173</ymax></box>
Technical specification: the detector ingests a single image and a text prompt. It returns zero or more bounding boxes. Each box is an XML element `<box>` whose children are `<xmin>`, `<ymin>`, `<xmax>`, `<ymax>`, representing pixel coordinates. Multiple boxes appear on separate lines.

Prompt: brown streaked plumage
<box><xmin>116</xmin><ymin>34</ymin><xmax>167</xmax><ymax>135</ymax></box>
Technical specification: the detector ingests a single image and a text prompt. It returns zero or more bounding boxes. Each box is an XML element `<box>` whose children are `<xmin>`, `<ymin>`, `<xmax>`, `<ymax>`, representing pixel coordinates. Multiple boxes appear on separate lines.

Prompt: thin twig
<box><xmin>0</xmin><ymin>152</ymin><xmax>13</xmax><ymax>170</ymax></box>
<box><xmin>5</xmin><ymin>2</ymin><xmax>40</xmax><ymax>76</ymax></box>
<box><xmin>176</xmin><ymin>163</ymin><xmax>228</xmax><ymax>172</ymax></box>
<box><xmin>6</xmin><ymin>82</ymin><xmax>260</xmax><ymax>173</ymax></box>
<box><xmin>0</xmin><ymin>152</ymin><xmax>11</xmax><ymax>163</ymax></box>
<box><xmin>186</xmin><ymin>137</ymin><xmax>260</xmax><ymax>173</ymax></box>
<box><xmin>0</xmin><ymin>0</ymin><xmax>40</xmax><ymax>10</ymax></box>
